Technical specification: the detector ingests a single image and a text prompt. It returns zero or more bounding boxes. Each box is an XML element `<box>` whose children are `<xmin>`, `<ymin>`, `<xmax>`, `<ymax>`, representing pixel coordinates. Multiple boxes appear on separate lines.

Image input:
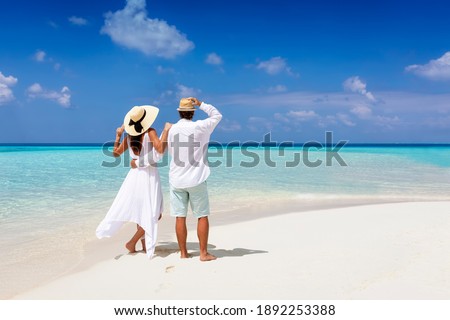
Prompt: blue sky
<box><xmin>1</xmin><ymin>0</ymin><xmax>450</xmax><ymax>143</ymax></box>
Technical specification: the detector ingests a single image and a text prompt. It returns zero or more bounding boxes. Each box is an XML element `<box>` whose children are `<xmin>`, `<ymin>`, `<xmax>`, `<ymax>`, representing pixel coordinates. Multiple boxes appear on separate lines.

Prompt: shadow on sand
<box><xmin>155</xmin><ymin>241</ymin><xmax>268</xmax><ymax>259</ymax></box>
<box><xmin>114</xmin><ymin>241</ymin><xmax>268</xmax><ymax>260</ymax></box>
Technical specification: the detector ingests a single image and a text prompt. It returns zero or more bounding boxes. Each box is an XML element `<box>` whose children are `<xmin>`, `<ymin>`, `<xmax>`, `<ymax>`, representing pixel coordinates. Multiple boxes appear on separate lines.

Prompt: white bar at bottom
<box><xmin>1</xmin><ymin>300</ymin><xmax>450</xmax><ymax>320</ymax></box>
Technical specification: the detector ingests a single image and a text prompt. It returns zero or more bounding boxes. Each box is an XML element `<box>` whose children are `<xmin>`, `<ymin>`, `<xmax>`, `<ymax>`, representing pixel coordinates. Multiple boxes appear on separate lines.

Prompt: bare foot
<box><xmin>180</xmin><ymin>251</ymin><xmax>191</xmax><ymax>259</ymax></box>
<box><xmin>141</xmin><ymin>239</ymin><xmax>146</xmax><ymax>252</ymax></box>
<box><xmin>200</xmin><ymin>253</ymin><xmax>217</xmax><ymax>261</ymax></box>
<box><xmin>125</xmin><ymin>241</ymin><xmax>136</xmax><ymax>253</ymax></box>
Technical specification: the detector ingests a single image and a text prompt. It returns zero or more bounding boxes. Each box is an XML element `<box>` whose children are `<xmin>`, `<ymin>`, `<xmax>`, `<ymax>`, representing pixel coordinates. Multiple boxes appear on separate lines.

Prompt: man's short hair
<box><xmin>179</xmin><ymin>111</ymin><xmax>195</xmax><ymax>120</ymax></box>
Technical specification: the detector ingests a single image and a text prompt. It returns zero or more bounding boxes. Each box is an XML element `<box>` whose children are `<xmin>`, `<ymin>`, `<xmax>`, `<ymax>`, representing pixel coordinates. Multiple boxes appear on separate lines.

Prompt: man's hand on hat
<box><xmin>189</xmin><ymin>97</ymin><xmax>202</xmax><ymax>106</ymax></box>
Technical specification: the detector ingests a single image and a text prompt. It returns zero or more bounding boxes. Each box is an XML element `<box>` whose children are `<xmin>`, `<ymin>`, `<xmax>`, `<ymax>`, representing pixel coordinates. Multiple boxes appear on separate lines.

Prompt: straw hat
<box><xmin>124</xmin><ymin>105</ymin><xmax>159</xmax><ymax>136</ymax></box>
<box><xmin>177</xmin><ymin>98</ymin><xmax>197</xmax><ymax>111</ymax></box>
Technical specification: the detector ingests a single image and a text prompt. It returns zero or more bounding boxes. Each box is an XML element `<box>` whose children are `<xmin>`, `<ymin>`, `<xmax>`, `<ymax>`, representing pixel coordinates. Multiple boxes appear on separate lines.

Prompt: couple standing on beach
<box><xmin>96</xmin><ymin>97</ymin><xmax>222</xmax><ymax>262</ymax></box>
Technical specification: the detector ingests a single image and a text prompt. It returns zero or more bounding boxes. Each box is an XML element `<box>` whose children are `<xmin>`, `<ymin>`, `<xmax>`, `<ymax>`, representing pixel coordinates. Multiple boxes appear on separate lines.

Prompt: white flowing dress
<box><xmin>96</xmin><ymin>132</ymin><xmax>163</xmax><ymax>258</ymax></box>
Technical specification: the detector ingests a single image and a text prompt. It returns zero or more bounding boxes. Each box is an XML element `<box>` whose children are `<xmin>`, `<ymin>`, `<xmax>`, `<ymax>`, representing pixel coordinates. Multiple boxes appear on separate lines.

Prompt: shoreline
<box><xmin>12</xmin><ymin>200</ymin><xmax>450</xmax><ymax>300</ymax></box>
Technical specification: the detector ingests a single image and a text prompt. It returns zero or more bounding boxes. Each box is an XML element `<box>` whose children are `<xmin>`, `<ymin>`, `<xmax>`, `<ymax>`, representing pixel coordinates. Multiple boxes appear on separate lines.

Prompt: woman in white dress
<box><xmin>96</xmin><ymin>105</ymin><xmax>171</xmax><ymax>258</ymax></box>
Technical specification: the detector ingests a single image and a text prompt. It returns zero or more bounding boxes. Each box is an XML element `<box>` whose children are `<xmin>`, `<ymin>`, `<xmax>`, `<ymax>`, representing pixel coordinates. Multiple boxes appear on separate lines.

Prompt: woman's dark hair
<box><xmin>129</xmin><ymin>133</ymin><xmax>144</xmax><ymax>154</ymax></box>
<box><xmin>179</xmin><ymin>111</ymin><xmax>194</xmax><ymax>120</ymax></box>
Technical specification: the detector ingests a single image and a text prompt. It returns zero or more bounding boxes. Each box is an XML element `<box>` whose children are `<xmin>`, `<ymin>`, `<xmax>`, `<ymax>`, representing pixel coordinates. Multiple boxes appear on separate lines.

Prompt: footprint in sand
<box><xmin>165</xmin><ymin>265</ymin><xmax>175</xmax><ymax>273</ymax></box>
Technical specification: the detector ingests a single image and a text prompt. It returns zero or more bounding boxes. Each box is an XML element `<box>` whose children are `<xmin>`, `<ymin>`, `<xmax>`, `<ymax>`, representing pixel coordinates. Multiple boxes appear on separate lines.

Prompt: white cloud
<box><xmin>424</xmin><ymin>115</ymin><xmax>450</xmax><ymax>129</ymax></box>
<box><xmin>33</xmin><ymin>50</ymin><xmax>62</xmax><ymax>71</ymax></box>
<box><xmin>374</xmin><ymin>115</ymin><xmax>401</xmax><ymax>129</ymax></box>
<box><xmin>219</xmin><ymin>90</ymin><xmax>428</xmax><ymax>130</ymax></box>
<box><xmin>152</xmin><ymin>89</ymin><xmax>173</xmax><ymax>105</ymax></box>
<box><xmin>205</xmin><ymin>53</ymin><xmax>223</xmax><ymax>65</ymax></box>
<box><xmin>27</xmin><ymin>83</ymin><xmax>71</xmax><ymax>108</ymax></box>
<box><xmin>101</xmin><ymin>0</ymin><xmax>194</xmax><ymax>59</ymax></box>
<box><xmin>275</xmin><ymin>109</ymin><xmax>351</xmax><ymax>129</ymax></box>
<box><xmin>218</xmin><ymin>89</ymin><xmax>450</xmax><ymax>134</ymax></box>
<box><xmin>153</xmin><ymin>83</ymin><xmax>201</xmax><ymax>105</ymax></box>
<box><xmin>217</xmin><ymin>119</ymin><xmax>241</xmax><ymax>132</ymax></box>
<box><xmin>336</xmin><ymin>113</ymin><xmax>356</xmax><ymax>127</ymax></box>
<box><xmin>256</xmin><ymin>57</ymin><xmax>297</xmax><ymax>76</ymax></box>
<box><xmin>374</xmin><ymin>91</ymin><xmax>450</xmax><ymax>115</ymax></box>
<box><xmin>175</xmin><ymin>84</ymin><xmax>201</xmax><ymax>99</ymax></box>
<box><xmin>273</xmin><ymin>109</ymin><xmax>319</xmax><ymax>131</ymax></box>
<box><xmin>318</xmin><ymin>115</ymin><xmax>338</xmax><ymax>128</ymax></box>
<box><xmin>156</xmin><ymin>65</ymin><xmax>175</xmax><ymax>74</ymax></box>
<box><xmin>0</xmin><ymin>72</ymin><xmax>18</xmax><ymax>87</ymax></box>
<box><xmin>405</xmin><ymin>52</ymin><xmax>450</xmax><ymax>81</ymax></box>
<box><xmin>268</xmin><ymin>85</ymin><xmax>287</xmax><ymax>93</ymax></box>
<box><xmin>350</xmin><ymin>104</ymin><xmax>372</xmax><ymax>119</ymax></box>
<box><xmin>34</xmin><ymin>50</ymin><xmax>46</xmax><ymax>62</ymax></box>
<box><xmin>57</xmin><ymin>87</ymin><xmax>71</xmax><ymax>107</ymax></box>
<box><xmin>27</xmin><ymin>83</ymin><xmax>43</xmax><ymax>94</ymax></box>
<box><xmin>221</xmin><ymin>91</ymin><xmax>356</xmax><ymax>109</ymax></box>
<box><xmin>274</xmin><ymin>113</ymin><xmax>290</xmax><ymax>123</ymax></box>
<box><xmin>287</xmin><ymin>110</ymin><xmax>318</xmax><ymax>121</ymax></box>
<box><xmin>343</xmin><ymin>76</ymin><xmax>375</xmax><ymax>101</ymax></box>
<box><xmin>0</xmin><ymin>72</ymin><xmax>18</xmax><ymax>105</ymax></box>
<box><xmin>247</xmin><ymin>116</ymin><xmax>274</xmax><ymax>132</ymax></box>
<box><xmin>69</xmin><ymin>16</ymin><xmax>88</xmax><ymax>26</ymax></box>
<box><xmin>48</xmin><ymin>21</ymin><xmax>58</xmax><ymax>28</ymax></box>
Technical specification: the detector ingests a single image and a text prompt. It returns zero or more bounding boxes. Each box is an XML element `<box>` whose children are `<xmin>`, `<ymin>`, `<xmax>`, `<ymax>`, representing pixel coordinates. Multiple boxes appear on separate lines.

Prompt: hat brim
<box><xmin>177</xmin><ymin>107</ymin><xmax>196</xmax><ymax>111</ymax></box>
<box><xmin>124</xmin><ymin>105</ymin><xmax>159</xmax><ymax>136</ymax></box>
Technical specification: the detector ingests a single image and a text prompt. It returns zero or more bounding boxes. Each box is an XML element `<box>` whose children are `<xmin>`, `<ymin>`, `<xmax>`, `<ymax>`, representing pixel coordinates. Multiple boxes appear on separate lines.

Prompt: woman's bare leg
<box><xmin>126</xmin><ymin>225</ymin><xmax>145</xmax><ymax>253</ymax></box>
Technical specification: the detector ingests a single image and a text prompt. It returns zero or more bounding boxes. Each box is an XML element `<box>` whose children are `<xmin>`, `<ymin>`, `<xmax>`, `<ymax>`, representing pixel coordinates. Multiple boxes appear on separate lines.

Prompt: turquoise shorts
<box><xmin>170</xmin><ymin>181</ymin><xmax>210</xmax><ymax>218</ymax></box>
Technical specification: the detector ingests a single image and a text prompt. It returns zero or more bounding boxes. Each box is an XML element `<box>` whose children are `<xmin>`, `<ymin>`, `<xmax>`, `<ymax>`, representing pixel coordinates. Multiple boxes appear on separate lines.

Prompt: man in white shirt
<box><xmin>168</xmin><ymin>97</ymin><xmax>222</xmax><ymax>261</ymax></box>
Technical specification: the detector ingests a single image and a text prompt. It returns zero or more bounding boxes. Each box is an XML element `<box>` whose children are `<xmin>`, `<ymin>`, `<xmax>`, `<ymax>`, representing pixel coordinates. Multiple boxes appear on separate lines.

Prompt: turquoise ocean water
<box><xmin>1</xmin><ymin>144</ymin><xmax>450</xmax><ymax>297</ymax></box>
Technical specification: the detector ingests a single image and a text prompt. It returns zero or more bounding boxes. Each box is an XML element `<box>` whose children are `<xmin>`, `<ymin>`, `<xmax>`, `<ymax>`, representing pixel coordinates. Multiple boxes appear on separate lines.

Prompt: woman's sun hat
<box><xmin>177</xmin><ymin>98</ymin><xmax>197</xmax><ymax>111</ymax></box>
<box><xmin>124</xmin><ymin>105</ymin><xmax>159</xmax><ymax>136</ymax></box>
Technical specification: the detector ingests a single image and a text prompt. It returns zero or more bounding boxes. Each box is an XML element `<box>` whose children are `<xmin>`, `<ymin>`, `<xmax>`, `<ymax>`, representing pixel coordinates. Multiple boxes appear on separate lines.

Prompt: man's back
<box><xmin>168</xmin><ymin>102</ymin><xmax>222</xmax><ymax>188</ymax></box>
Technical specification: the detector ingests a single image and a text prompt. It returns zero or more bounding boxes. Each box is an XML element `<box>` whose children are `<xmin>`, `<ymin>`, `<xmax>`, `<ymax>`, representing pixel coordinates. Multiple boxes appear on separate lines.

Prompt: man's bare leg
<box><xmin>126</xmin><ymin>225</ymin><xmax>145</xmax><ymax>253</ymax></box>
<box><xmin>197</xmin><ymin>216</ymin><xmax>216</xmax><ymax>261</ymax></box>
<box><xmin>176</xmin><ymin>217</ymin><xmax>190</xmax><ymax>258</ymax></box>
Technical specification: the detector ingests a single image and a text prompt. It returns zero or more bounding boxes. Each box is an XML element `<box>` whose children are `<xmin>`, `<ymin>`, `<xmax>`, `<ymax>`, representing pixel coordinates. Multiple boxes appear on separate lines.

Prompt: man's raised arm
<box><xmin>190</xmin><ymin>97</ymin><xmax>222</xmax><ymax>133</ymax></box>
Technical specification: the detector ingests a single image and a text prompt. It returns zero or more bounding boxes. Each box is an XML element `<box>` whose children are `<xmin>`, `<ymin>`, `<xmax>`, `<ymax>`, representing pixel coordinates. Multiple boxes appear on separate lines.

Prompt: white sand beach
<box><xmin>13</xmin><ymin>201</ymin><xmax>450</xmax><ymax>299</ymax></box>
